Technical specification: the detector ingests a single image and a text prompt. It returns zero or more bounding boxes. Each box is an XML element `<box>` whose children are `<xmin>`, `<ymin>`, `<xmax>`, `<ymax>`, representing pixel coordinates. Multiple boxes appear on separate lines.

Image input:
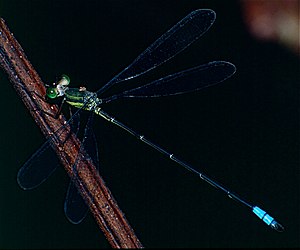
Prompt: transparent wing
<box><xmin>97</xmin><ymin>9</ymin><xmax>216</xmax><ymax>95</ymax></box>
<box><xmin>64</xmin><ymin>113</ymin><xmax>99</xmax><ymax>224</ymax></box>
<box><xmin>17</xmin><ymin>9</ymin><xmax>224</xmax><ymax>224</ymax></box>
<box><xmin>17</xmin><ymin>112</ymin><xmax>81</xmax><ymax>190</ymax></box>
<box><xmin>17</xmin><ymin>140</ymin><xmax>58</xmax><ymax>190</ymax></box>
<box><xmin>64</xmin><ymin>181</ymin><xmax>88</xmax><ymax>224</ymax></box>
<box><xmin>103</xmin><ymin>61</ymin><xmax>236</xmax><ymax>102</ymax></box>
<box><xmin>17</xmin><ymin>10</ymin><xmax>217</xmax><ymax>183</ymax></box>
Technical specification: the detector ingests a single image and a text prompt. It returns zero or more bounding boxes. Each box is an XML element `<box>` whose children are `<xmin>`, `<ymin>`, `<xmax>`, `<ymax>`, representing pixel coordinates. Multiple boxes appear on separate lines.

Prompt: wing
<box><xmin>64</xmin><ymin>113</ymin><xmax>99</xmax><ymax>224</ymax></box>
<box><xmin>17</xmin><ymin>140</ymin><xmax>58</xmax><ymax>190</ymax></box>
<box><xmin>17</xmin><ymin>111</ymin><xmax>81</xmax><ymax>190</ymax></box>
<box><xmin>103</xmin><ymin>61</ymin><xmax>236</xmax><ymax>102</ymax></box>
<box><xmin>96</xmin><ymin>9</ymin><xmax>216</xmax><ymax>95</ymax></box>
<box><xmin>17</xmin><ymin>10</ymin><xmax>217</xmax><ymax>182</ymax></box>
<box><xmin>64</xmin><ymin>181</ymin><xmax>88</xmax><ymax>224</ymax></box>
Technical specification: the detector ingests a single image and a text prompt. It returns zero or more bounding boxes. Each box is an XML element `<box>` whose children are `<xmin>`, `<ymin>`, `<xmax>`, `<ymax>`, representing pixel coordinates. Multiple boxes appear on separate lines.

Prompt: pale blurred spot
<box><xmin>241</xmin><ymin>0</ymin><xmax>299</xmax><ymax>55</ymax></box>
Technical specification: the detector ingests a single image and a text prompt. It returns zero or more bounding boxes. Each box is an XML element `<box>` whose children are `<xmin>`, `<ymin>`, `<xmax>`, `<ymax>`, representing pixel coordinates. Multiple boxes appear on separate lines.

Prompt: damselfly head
<box><xmin>46</xmin><ymin>74</ymin><xmax>70</xmax><ymax>99</ymax></box>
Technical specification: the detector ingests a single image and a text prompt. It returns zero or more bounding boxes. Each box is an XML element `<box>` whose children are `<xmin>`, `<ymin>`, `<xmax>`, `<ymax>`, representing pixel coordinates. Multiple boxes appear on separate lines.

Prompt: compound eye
<box><xmin>59</xmin><ymin>74</ymin><xmax>70</xmax><ymax>86</ymax></box>
<box><xmin>46</xmin><ymin>87</ymin><xmax>58</xmax><ymax>99</ymax></box>
<box><xmin>62</xmin><ymin>74</ymin><xmax>70</xmax><ymax>83</ymax></box>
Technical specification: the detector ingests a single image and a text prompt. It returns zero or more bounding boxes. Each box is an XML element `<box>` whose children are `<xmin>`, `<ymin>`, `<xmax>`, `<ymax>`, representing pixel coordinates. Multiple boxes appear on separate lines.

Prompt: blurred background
<box><xmin>0</xmin><ymin>0</ymin><xmax>299</xmax><ymax>248</ymax></box>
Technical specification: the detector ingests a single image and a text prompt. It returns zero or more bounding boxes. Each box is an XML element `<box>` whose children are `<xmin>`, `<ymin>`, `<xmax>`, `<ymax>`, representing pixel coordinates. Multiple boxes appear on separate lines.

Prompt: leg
<box><xmin>30</xmin><ymin>90</ymin><xmax>66</xmax><ymax>119</ymax></box>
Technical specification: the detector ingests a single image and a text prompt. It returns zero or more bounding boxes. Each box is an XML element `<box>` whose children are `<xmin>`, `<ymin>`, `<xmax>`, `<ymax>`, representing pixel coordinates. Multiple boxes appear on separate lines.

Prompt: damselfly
<box><xmin>17</xmin><ymin>9</ymin><xmax>284</xmax><ymax>232</ymax></box>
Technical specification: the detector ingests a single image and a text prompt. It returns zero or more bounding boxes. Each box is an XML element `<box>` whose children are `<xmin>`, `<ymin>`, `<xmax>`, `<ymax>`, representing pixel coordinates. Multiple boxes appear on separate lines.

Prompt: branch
<box><xmin>0</xmin><ymin>18</ymin><xmax>143</xmax><ymax>249</ymax></box>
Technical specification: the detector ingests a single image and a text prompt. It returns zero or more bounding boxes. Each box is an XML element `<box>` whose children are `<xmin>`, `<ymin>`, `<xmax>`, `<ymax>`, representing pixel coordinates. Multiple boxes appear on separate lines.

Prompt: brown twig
<box><xmin>0</xmin><ymin>18</ymin><xmax>143</xmax><ymax>248</ymax></box>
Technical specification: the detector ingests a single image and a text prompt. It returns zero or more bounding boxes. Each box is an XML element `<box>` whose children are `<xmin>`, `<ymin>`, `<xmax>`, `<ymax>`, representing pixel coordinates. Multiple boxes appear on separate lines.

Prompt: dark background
<box><xmin>0</xmin><ymin>0</ymin><xmax>299</xmax><ymax>248</ymax></box>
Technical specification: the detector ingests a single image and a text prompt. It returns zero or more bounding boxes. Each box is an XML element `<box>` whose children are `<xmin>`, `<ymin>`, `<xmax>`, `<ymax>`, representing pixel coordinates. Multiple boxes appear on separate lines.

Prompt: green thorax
<box><xmin>64</xmin><ymin>88</ymin><xmax>101</xmax><ymax>111</ymax></box>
